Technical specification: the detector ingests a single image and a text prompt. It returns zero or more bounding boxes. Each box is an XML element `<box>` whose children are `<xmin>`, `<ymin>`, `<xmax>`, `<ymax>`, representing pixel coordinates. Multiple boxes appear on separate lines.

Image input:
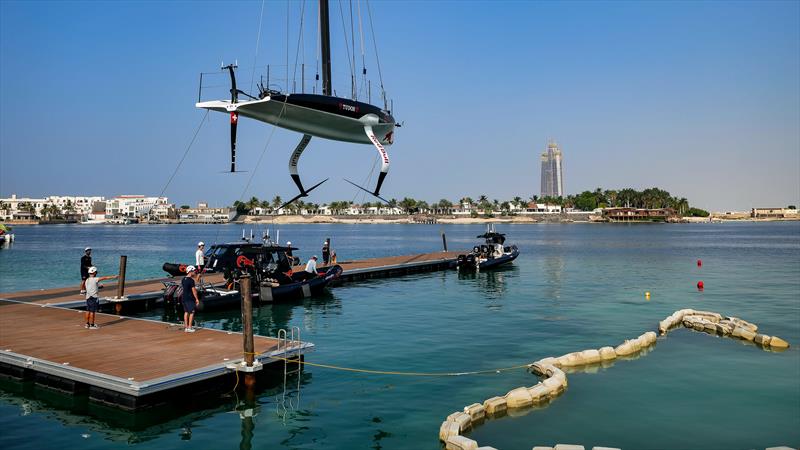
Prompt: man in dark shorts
<box><xmin>83</xmin><ymin>266</ymin><xmax>117</xmax><ymax>329</ymax></box>
<box><xmin>322</xmin><ymin>241</ymin><xmax>330</xmax><ymax>265</ymax></box>
<box><xmin>80</xmin><ymin>247</ymin><xmax>92</xmax><ymax>294</ymax></box>
<box><xmin>182</xmin><ymin>265</ymin><xmax>201</xmax><ymax>332</ymax></box>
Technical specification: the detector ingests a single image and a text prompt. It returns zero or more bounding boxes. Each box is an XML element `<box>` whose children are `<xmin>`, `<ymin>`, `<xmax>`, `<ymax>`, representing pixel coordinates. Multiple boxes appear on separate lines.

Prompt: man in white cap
<box><xmin>83</xmin><ymin>266</ymin><xmax>118</xmax><ymax>329</ymax></box>
<box><xmin>181</xmin><ymin>265</ymin><xmax>201</xmax><ymax>332</ymax></box>
<box><xmin>322</xmin><ymin>240</ymin><xmax>330</xmax><ymax>265</ymax></box>
<box><xmin>195</xmin><ymin>242</ymin><xmax>205</xmax><ymax>273</ymax></box>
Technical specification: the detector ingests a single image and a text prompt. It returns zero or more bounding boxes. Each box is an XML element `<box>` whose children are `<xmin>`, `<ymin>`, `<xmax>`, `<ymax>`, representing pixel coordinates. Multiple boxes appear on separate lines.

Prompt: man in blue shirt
<box><xmin>182</xmin><ymin>265</ymin><xmax>201</xmax><ymax>332</ymax></box>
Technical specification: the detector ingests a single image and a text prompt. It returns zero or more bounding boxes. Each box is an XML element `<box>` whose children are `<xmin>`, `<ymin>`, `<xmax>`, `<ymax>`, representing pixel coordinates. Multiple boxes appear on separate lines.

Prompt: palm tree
<box><xmin>246</xmin><ymin>196</ymin><xmax>260</xmax><ymax>214</ymax></box>
<box><xmin>399</xmin><ymin>197</ymin><xmax>417</xmax><ymax>214</ymax></box>
<box><xmin>271</xmin><ymin>196</ymin><xmax>283</xmax><ymax>210</ymax></box>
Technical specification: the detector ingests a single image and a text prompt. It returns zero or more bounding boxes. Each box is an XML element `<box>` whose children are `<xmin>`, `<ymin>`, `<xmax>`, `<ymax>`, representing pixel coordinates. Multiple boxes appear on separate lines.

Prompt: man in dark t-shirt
<box><xmin>181</xmin><ymin>266</ymin><xmax>200</xmax><ymax>333</ymax></box>
<box><xmin>80</xmin><ymin>247</ymin><xmax>92</xmax><ymax>294</ymax></box>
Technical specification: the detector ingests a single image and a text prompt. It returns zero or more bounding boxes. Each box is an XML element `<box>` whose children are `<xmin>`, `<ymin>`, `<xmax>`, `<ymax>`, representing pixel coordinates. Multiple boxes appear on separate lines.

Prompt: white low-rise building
<box><xmin>521</xmin><ymin>202</ymin><xmax>562</xmax><ymax>214</ymax></box>
<box><xmin>178</xmin><ymin>203</ymin><xmax>234</xmax><ymax>223</ymax></box>
<box><xmin>106</xmin><ymin>195</ymin><xmax>171</xmax><ymax>218</ymax></box>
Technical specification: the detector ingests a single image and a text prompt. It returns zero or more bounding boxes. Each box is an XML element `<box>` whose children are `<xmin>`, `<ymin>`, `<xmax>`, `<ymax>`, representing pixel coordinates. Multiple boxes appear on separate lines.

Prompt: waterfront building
<box><xmin>603</xmin><ymin>207</ymin><xmax>677</xmax><ymax>222</ymax></box>
<box><xmin>177</xmin><ymin>203</ymin><xmax>234</xmax><ymax>223</ymax></box>
<box><xmin>751</xmin><ymin>207</ymin><xmax>799</xmax><ymax>218</ymax></box>
<box><xmin>0</xmin><ymin>194</ymin><xmax>105</xmax><ymax>220</ymax></box>
<box><xmin>522</xmin><ymin>202</ymin><xmax>562</xmax><ymax>214</ymax></box>
<box><xmin>106</xmin><ymin>195</ymin><xmax>171</xmax><ymax>219</ymax></box>
<box><xmin>540</xmin><ymin>140</ymin><xmax>564</xmax><ymax>198</ymax></box>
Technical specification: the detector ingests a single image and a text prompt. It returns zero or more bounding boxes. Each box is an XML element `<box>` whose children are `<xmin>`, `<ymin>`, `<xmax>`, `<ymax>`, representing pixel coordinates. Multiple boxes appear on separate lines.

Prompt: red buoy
<box><xmin>697</xmin><ymin>259</ymin><xmax>702</xmax><ymax>267</ymax></box>
<box><xmin>697</xmin><ymin>281</ymin><xmax>704</xmax><ymax>290</ymax></box>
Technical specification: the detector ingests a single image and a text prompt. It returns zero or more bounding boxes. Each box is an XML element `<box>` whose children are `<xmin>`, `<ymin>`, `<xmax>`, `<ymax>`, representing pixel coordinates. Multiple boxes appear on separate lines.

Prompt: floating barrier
<box><xmin>439</xmin><ymin>309</ymin><xmax>791</xmax><ymax>449</ymax></box>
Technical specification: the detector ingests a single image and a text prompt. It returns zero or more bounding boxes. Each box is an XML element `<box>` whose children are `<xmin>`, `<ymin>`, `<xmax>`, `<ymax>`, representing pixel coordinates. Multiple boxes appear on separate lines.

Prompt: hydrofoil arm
<box><xmin>344</xmin><ymin>125</ymin><xmax>391</xmax><ymax>203</ymax></box>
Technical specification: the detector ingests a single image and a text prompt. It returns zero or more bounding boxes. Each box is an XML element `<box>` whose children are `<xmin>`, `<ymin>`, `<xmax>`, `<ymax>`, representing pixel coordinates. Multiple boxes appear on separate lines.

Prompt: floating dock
<box><xmin>0</xmin><ymin>250</ymin><xmax>461</xmax><ymax>410</ymax></box>
<box><xmin>0</xmin><ymin>299</ymin><xmax>310</xmax><ymax>410</ymax></box>
<box><xmin>328</xmin><ymin>250</ymin><xmax>462</xmax><ymax>282</ymax></box>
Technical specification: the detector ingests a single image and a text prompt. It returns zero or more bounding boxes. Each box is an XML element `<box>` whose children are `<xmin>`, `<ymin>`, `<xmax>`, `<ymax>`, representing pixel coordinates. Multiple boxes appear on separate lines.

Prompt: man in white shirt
<box><xmin>305</xmin><ymin>255</ymin><xmax>318</xmax><ymax>275</ymax></box>
<box><xmin>195</xmin><ymin>242</ymin><xmax>205</xmax><ymax>272</ymax></box>
<box><xmin>83</xmin><ymin>266</ymin><xmax>118</xmax><ymax>329</ymax></box>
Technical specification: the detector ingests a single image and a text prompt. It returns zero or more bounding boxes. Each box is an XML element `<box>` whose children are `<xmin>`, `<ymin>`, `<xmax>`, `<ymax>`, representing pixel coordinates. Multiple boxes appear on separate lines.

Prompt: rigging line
<box><xmin>365</xmin><ymin>0</ymin><xmax>385</xmax><ymax>97</ymax></box>
<box><xmin>286</xmin><ymin>0</ymin><xmax>290</xmax><ymax>92</ymax></box>
<box><xmin>291</xmin><ymin>0</ymin><xmax>307</xmax><ymax>91</ymax></box>
<box><xmin>356</xmin><ymin>0</ymin><xmax>366</xmax><ymax>96</ymax></box>
<box><xmin>249</xmin><ymin>0</ymin><xmax>267</xmax><ymax>94</ymax></box>
<box><xmin>349</xmin><ymin>0</ymin><xmax>356</xmax><ymax>99</ymax></box>
<box><xmin>315</xmin><ymin>1</ymin><xmax>320</xmax><ymax>94</ymax></box>
<box><xmin>337</xmin><ymin>0</ymin><xmax>355</xmax><ymax>86</ymax></box>
<box><xmin>154</xmin><ymin>110</ymin><xmax>210</xmax><ymax>207</ymax></box>
<box><xmin>237</xmin><ymin>99</ymin><xmax>290</xmax><ymax>204</ymax></box>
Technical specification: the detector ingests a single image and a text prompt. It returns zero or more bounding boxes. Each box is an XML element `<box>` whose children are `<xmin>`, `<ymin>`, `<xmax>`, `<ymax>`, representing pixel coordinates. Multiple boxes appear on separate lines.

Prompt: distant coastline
<box><xmin>3</xmin><ymin>214</ymin><xmax>798</xmax><ymax>226</ymax></box>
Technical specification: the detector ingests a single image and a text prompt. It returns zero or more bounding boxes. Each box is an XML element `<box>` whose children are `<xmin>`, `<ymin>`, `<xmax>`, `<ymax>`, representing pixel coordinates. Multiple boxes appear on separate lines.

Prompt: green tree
<box><xmin>180</xmin><ymin>205</ymin><xmax>190</xmax><ymax>210</ymax></box>
<box><xmin>686</xmin><ymin>207</ymin><xmax>709</xmax><ymax>217</ymax></box>
<box><xmin>399</xmin><ymin>197</ymin><xmax>418</xmax><ymax>214</ymax></box>
<box><xmin>232</xmin><ymin>200</ymin><xmax>248</xmax><ymax>215</ymax></box>
<box><xmin>246</xmin><ymin>196</ymin><xmax>260</xmax><ymax>213</ymax></box>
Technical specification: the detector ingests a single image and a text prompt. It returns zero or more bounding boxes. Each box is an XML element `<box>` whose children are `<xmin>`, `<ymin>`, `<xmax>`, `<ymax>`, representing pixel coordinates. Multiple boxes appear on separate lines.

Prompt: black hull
<box><xmin>165</xmin><ymin>265</ymin><xmax>343</xmax><ymax>312</ymax></box>
<box><xmin>477</xmin><ymin>250</ymin><xmax>519</xmax><ymax>269</ymax></box>
<box><xmin>452</xmin><ymin>249</ymin><xmax>520</xmax><ymax>271</ymax></box>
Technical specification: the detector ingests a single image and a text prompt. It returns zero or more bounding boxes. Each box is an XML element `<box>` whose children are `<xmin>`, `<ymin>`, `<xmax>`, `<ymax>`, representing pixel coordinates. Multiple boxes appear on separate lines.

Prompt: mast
<box><xmin>319</xmin><ymin>0</ymin><xmax>332</xmax><ymax>96</ymax></box>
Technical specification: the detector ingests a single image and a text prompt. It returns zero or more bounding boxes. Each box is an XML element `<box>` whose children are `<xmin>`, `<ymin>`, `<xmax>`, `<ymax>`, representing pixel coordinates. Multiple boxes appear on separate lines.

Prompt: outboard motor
<box><xmin>465</xmin><ymin>254</ymin><xmax>476</xmax><ymax>268</ymax></box>
<box><xmin>162</xmin><ymin>262</ymin><xmax>188</xmax><ymax>277</ymax></box>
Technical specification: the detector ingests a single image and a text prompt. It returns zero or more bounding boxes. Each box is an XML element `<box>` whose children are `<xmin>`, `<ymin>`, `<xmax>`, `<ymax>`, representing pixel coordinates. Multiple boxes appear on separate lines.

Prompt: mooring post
<box><xmin>239</xmin><ymin>274</ymin><xmax>256</xmax><ymax>388</ymax></box>
<box><xmin>441</xmin><ymin>231</ymin><xmax>448</xmax><ymax>252</ymax></box>
<box><xmin>115</xmin><ymin>255</ymin><xmax>127</xmax><ymax>314</ymax></box>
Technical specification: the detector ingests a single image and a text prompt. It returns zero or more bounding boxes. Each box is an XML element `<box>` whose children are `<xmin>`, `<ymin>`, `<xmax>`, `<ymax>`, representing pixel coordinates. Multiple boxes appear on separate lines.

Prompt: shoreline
<box><xmin>3</xmin><ymin>215</ymin><xmax>798</xmax><ymax>226</ymax></box>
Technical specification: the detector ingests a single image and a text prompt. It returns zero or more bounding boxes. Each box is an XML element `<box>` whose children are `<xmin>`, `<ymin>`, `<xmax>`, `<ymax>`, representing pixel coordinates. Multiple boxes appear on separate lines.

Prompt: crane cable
<box><xmin>291</xmin><ymin>0</ymin><xmax>307</xmax><ymax>92</ymax></box>
<box><xmin>151</xmin><ymin>110</ymin><xmax>210</xmax><ymax>222</ymax></box>
<box><xmin>365</xmin><ymin>0</ymin><xmax>386</xmax><ymax>108</ymax></box>
<box><xmin>337</xmin><ymin>0</ymin><xmax>356</xmax><ymax>95</ymax></box>
<box><xmin>249</xmin><ymin>0</ymin><xmax>267</xmax><ymax>94</ymax></box>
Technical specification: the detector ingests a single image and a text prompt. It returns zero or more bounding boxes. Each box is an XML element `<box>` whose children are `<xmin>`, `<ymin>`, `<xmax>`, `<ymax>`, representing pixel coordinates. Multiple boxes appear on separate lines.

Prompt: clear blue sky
<box><xmin>1</xmin><ymin>1</ymin><xmax>798</xmax><ymax>211</ymax></box>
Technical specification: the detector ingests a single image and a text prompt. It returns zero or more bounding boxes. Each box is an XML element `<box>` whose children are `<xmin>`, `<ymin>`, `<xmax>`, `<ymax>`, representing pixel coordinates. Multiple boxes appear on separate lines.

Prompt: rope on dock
<box><xmin>251</xmin><ymin>353</ymin><xmax>531</xmax><ymax>376</ymax></box>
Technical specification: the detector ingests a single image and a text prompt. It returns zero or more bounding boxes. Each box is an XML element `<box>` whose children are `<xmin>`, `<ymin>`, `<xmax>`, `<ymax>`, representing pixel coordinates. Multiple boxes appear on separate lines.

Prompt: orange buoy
<box><xmin>697</xmin><ymin>259</ymin><xmax>702</xmax><ymax>267</ymax></box>
<box><xmin>697</xmin><ymin>281</ymin><xmax>704</xmax><ymax>290</ymax></box>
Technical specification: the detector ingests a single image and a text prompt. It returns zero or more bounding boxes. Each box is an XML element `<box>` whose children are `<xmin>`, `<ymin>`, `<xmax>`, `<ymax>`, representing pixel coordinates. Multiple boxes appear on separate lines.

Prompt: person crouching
<box><xmin>84</xmin><ymin>266</ymin><xmax>118</xmax><ymax>329</ymax></box>
<box><xmin>182</xmin><ymin>265</ymin><xmax>201</xmax><ymax>332</ymax></box>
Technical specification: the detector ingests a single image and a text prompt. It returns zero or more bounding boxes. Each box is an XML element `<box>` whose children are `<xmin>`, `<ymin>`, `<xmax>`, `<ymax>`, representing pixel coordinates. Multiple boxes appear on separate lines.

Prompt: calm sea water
<box><xmin>0</xmin><ymin>222</ymin><xmax>798</xmax><ymax>449</ymax></box>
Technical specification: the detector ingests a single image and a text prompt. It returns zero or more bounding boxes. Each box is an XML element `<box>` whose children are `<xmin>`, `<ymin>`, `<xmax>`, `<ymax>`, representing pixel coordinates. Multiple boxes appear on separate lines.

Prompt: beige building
<box><xmin>751</xmin><ymin>207</ymin><xmax>798</xmax><ymax>218</ymax></box>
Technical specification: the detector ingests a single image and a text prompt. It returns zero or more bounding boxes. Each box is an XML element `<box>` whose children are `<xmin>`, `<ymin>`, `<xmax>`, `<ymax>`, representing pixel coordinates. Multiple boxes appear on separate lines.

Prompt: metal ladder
<box><xmin>276</xmin><ymin>327</ymin><xmax>302</xmax><ymax>421</ymax></box>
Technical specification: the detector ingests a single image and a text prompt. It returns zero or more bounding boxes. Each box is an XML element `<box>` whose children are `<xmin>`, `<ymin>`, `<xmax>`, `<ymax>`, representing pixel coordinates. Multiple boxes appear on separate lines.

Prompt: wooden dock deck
<box><xmin>0</xmin><ymin>250</ymin><xmax>462</xmax><ymax>409</ymax></box>
<box><xmin>0</xmin><ymin>299</ymin><xmax>311</xmax><ymax>409</ymax></box>
<box><xmin>329</xmin><ymin>250</ymin><xmax>462</xmax><ymax>282</ymax></box>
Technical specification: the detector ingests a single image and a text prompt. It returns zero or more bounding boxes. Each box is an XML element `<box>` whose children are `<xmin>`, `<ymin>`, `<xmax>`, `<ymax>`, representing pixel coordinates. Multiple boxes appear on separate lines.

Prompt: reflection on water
<box><xmin>541</xmin><ymin>253</ymin><xmax>565</xmax><ymax>301</ymax></box>
<box><xmin>457</xmin><ymin>265</ymin><xmax>517</xmax><ymax>306</ymax></box>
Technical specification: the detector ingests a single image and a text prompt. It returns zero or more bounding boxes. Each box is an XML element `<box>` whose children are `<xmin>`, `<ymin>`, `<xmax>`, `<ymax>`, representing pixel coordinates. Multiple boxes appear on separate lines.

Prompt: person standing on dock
<box><xmin>182</xmin><ymin>265</ymin><xmax>201</xmax><ymax>332</ymax></box>
<box><xmin>80</xmin><ymin>247</ymin><xmax>92</xmax><ymax>294</ymax></box>
<box><xmin>84</xmin><ymin>266</ymin><xmax>117</xmax><ymax>329</ymax></box>
<box><xmin>195</xmin><ymin>242</ymin><xmax>205</xmax><ymax>273</ymax></box>
<box><xmin>322</xmin><ymin>241</ymin><xmax>330</xmax><ymax>265</ymax></box>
